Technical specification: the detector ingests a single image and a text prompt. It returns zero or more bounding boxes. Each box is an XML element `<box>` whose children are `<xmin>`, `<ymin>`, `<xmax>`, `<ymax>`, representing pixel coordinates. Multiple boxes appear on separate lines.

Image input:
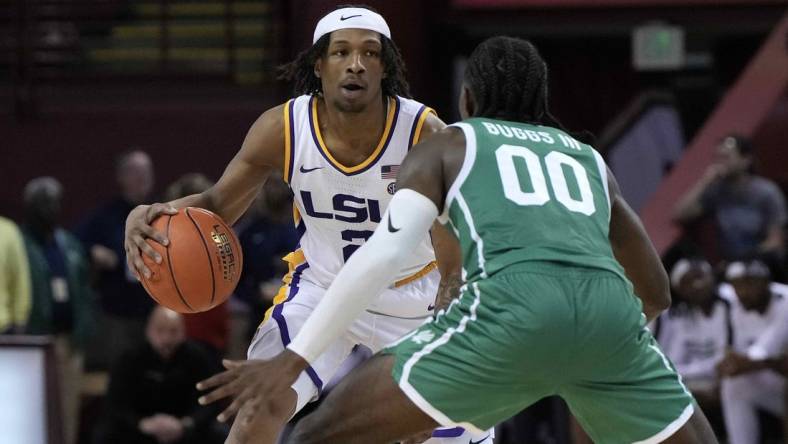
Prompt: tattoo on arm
<box><xmin>435</xmin><ymin>273</ymin><xmax>462</xmax><ymax>313</ymax></box>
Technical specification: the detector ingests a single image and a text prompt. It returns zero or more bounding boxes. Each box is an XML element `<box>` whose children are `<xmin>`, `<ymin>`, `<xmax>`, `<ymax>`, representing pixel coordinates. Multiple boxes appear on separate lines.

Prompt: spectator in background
<box><xmin>747</xmin><ymin>298</ymin><xmax>788</xmax><ymax>368</ymax></box>
<box><xmin>0</xmin><ymin>215</ymin><xmax>31</xmax><ymax>334</ymax></box>
<box><xmin>96</xmin><ymin>306</ymin><xmax>224</xmax><ymax>444</ymax></box>
<box><xmin>233</xmin><ymin>172</ymin><xmax>298</xmax><ymax>338</ymax></box>
<box><xmin>740</xmin><ymin>294</ymin><xmax>788</xmax><ymax>443</ymax></box>
<box><xmin>164</xmin><ymin>173</ymin><xmax>229</xmax><ymax>358</ymax></box>
<box><xmin>21</xmin><ymin>177</ymin><xmax>94</xmax><ymax>444</ymax></box>
<box><xmin>673</xmin><ymin>135</ymin><xmax>787</xmax><ymax>277</ymax></box>
<box><xmin>718</xmin><ymin>259</ymin><xmax>787</xmax><ymax>444</ymax></box>
<box><xmin>653</xmin><ymin>258</ymin><xmax>730</xmax><ymax>436</ymax></box>
<box><xmin>77</xmin><ymin>149</ymin><xmax>155</xmax><ymax>368</ymax></box>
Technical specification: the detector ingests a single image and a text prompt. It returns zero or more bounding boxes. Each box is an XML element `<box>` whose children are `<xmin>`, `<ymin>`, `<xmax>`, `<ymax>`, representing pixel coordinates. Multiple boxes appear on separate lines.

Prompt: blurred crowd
<box><xmin>657</xmin><ymin>134</ymin><xmax>788</xmax><ymax>444</ymax></box>
<box><xmin>0</xmin><ymin>133</ymin><xmax>786</xmax><ymax>444</ymax></box>
<box><xmin>0</xmin><ymin>149</ymin><xmax>299</xmax><ymax>444</ymax></box>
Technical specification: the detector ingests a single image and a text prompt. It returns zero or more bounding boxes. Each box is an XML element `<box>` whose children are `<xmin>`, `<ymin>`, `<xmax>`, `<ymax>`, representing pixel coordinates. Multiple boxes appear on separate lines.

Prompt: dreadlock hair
<box><xmin>278</xmin><ymin>4</ymin><xmax>410</xmax><ymax>98</ymax></box>
<box><xmin>464</xmin><ymin>36</ymin><xmax>564</xmax><ymax>128</ymax></box>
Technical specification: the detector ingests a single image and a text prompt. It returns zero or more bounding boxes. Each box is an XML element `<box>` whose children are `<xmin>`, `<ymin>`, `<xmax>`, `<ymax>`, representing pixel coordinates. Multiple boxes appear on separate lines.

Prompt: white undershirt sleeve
<box><xmin>287</xmin><ymin>189</ymin><xmax>439</xmax><ymax>364</ymax></box>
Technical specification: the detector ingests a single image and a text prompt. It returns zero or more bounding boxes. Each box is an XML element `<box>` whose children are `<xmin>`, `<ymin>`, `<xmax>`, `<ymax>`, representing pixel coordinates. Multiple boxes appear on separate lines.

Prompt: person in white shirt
<box><xmin>717</xmin><ymin>259</ymin><xmax>788</xmax><ymax>444</ymax></box>
<box><xmin>655</xmin><ymin>258</ymin><xmax>731</xmax><ymax>432</ymax></box>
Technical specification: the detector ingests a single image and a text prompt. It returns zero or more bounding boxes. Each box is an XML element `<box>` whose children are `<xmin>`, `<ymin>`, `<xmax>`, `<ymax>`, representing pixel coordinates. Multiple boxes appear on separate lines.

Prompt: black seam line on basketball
<box><xmin>186</xmin><ymin>208</ymin><xmax>216</xmax><ymax>306</ymax></box>
<box><xmin>166</xmin><ymin>213</ymin><xmax>195</xmax><ymax>312</ymax></box>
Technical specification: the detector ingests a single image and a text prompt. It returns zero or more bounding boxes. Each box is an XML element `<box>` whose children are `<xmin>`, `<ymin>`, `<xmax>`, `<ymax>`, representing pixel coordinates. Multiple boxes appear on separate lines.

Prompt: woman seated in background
<box><xmin>653</xmin><ymin>257</ymin><xmax>731</xmax><ymax>437</ymax></box>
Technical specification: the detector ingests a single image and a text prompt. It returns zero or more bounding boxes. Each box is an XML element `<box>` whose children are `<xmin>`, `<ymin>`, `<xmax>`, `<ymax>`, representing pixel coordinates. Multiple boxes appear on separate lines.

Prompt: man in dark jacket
<box><xmin>96</xmin><ymin>306</ymin><xmax>225</xmax><ymax>444</ymax></box>
<box><xmin>77</xmin><ymin>150</ymin><xmax>156</xmax><ymax>368</ymax></box>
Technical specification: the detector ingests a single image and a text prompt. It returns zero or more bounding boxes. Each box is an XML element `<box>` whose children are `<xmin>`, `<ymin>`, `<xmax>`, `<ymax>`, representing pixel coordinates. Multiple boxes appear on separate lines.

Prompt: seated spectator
<box><xmin>653</xmin><ymin>258</ymin><xmax>730</xmax><ymax>436</ymax></box>
<box><xmin>95</xmin><ymin>306</ymin><xmax>224</xmax><ymax>444</ymax></box>
<box><xmin>744</xmin><ymin>298</ymin><xmax>788</xmax><ymax>443</ymax></box>
<box><xmin>164</xmin><ymin>173</ymin><xmax>229</xmax><ymax>358</ymax></box>
<box><xmin>672</xmin><ymin>135</ymin><xmax>786</xmax><ymax>276</ymax></box>
<box><xmin>77</xmin><ymin>150</ymin><xmax>156</xmax><ymax>369</ymax></box>
<box><xmin>21</xmin><ymin>177</ymin><xmax>94</xmax><ymax>444</ymax></box>
<box><xmin>748</xmin><ymin>297</ymin><xmax>788</xmax><ymax>365</ymax></box>
<box><xmin>717</xmin><ymin>259</ymin><xmax>787</xmax><ymax>444</ymax></box>
<box><xmin>0</xmin><ymin>215</ymin><xmax>31</xmax><ymax>334</ymax></box>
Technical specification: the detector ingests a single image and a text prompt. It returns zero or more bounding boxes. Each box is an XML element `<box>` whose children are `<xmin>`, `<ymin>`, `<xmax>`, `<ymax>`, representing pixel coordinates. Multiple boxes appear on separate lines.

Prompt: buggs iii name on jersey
<box><xmin>211</xmin><ymin>226</ymin><xmax>237</xmax><ymax>281</ymax></box>
<box><xmin>301</xmin><ymin>191</ymin><xmax>382</xmax><ymax>223</ymax></box>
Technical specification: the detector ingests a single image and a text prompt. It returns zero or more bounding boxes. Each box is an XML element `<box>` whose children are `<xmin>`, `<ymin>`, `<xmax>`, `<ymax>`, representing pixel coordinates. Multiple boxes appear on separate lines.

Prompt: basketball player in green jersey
<box><xmin>199</xmin><ymin>37</ymin><xmax>718</xmax><ymax>443</ymax></box>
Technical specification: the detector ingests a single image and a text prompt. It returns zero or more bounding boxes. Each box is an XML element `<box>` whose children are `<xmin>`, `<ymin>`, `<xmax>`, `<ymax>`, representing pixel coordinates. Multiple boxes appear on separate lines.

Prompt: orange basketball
<box><xmin>139</xmin><ymin>207</ymin><xmax>243</xmax><ymax>313</ymax></box>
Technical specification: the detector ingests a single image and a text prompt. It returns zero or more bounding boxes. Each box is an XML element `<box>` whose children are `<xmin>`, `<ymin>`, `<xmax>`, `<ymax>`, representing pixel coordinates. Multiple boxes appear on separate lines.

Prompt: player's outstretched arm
<box><xmin>607</xmin><ymin>167</ymin><xmax>671</xmax><ymax>322</ymax></box>
<box><xmin>195</xmin><ymin>129</ymin><xmax>462</xmax><ymax>426</ymax></box>
<box><xmin>415</xmin><ymin>114</ymin><xmax>465</xmax><ymax>313</ymax></box>
<box><xmin>196</xmin><ymin>189</ymin><xmax>441</xmax><ymax>424</ymax></box>
<box><xmin>124</xmin><ymin>105</ymin><xmax>286</xmax><ymax>279</ymax></box>
<box><xmin>432</xmin><ymin>223</ymin><xmax>463</xmax><ymax>311</ymax></box>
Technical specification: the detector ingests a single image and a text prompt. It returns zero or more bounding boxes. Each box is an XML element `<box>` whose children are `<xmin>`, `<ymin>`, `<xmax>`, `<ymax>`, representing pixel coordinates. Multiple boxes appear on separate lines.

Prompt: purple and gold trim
<box><xmin>283</xmin><ymin>99</ymin><xmax>296</xmax><ymax>183</ymax></box>
<box><xmin>408</xmin><ymin>106</ymin><xmax>435</xmax><ymax>149</ymax></box>
<box><xmin>308</xmin><ymin>96</ymin><xmax>399</xmax><ymax>176</ymax></box>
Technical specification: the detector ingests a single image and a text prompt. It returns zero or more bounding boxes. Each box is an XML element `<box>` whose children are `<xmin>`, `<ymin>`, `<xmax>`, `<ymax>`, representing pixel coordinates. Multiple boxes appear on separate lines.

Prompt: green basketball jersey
<box><xmin>440</xmin><ymin>117</ymin><xmax>626</xmax><ymax>283</ymax></box>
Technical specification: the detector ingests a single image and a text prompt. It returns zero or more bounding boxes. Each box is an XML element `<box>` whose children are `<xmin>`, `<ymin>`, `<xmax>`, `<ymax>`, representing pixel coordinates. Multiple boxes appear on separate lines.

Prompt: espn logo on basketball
<box><xmin>211</xmin><ymin>225</ymin><xmax>238</xmax><ymax>282</ymax></box>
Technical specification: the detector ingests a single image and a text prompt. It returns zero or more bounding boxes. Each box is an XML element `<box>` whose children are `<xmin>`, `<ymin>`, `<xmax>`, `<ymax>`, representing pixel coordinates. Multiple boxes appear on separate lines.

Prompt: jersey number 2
<box><xmin>495</xmin><ymin>144</ymin><xmax>596</xmax><ymax>216</ymax></box>
<box><xmin>341</xmin><ymin>229</ymin><xmax>374</xmax><ymax>261</ymax></box>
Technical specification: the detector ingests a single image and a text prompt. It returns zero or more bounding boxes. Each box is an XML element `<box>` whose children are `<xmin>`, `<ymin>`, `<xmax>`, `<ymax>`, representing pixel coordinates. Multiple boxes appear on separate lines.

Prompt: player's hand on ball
<box><xmin>196</xmin><ymin>350</ymin><xmax>308</xmax><ymax>423</ymax></box>
<box><xmin>124</xmin><ymin>203</ymin><xmax>177</xmax><ymax>279</ymax></box>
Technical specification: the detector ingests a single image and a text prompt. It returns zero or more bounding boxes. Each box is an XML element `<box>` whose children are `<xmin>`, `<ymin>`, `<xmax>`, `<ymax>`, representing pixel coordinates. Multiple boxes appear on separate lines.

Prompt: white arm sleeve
<box><xmin>287</xmin><ymin>189</ymin><xmax>439</xmax><ymax>364</ymax></box>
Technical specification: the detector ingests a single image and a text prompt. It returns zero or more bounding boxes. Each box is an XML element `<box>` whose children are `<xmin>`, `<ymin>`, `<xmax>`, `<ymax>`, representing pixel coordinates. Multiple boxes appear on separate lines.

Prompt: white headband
<box><xmin>725</xmin><ymin>260</ymin><xmax>770</xmax><ymax>281</ymax></box>
<box><xmin>670</xmin><ymin>258</ymin><xmax>712</xmax><ymax>288</ymax></box>
<box><xmin>313</xmin><ymin>7</ymin><xmax>391</xmax><ymax>44</ymax></box>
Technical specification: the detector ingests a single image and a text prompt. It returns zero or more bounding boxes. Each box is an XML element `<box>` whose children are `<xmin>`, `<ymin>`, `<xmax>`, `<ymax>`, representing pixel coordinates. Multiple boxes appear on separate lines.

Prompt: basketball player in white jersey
<box><xmin>124</xmin><ymin>5</ymin><xmax>492</xmax><ymax>444</ymax></box>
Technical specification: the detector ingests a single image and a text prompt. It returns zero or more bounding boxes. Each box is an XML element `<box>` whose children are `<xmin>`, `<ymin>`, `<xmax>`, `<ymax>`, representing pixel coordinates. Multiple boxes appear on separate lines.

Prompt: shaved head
<box><xmin>117</xmin><ymin>149</ymin><xmax>154</xmax><ymax>204</ymax></box>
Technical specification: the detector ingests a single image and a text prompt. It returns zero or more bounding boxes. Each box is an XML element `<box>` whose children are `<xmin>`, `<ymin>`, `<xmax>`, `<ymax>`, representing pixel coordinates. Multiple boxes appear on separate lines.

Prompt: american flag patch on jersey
<box><xmin>381</xmin><ymin>164</ymin><xmax>400</xmax><ymax>179</ymax></box>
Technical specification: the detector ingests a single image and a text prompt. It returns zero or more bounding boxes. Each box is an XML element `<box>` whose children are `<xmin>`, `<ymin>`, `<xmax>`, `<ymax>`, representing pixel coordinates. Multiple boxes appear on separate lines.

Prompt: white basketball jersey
<box><xmin>282</xmin><ymin>94</ymin><xmax>437</xmax><ymax>289</ymax></box>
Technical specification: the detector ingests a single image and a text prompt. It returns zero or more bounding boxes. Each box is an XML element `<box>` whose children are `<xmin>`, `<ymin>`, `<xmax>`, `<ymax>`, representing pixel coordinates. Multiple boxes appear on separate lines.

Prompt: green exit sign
<box><xmin>633</xmin><ymin>23</ymin><xmax>685</xmax><ymax>70</ymax></box>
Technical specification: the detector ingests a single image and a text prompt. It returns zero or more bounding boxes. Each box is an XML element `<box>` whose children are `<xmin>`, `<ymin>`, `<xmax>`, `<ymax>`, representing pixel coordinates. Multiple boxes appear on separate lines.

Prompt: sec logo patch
<box><xmin>387</xmin><ymin>182</ymin><xmax>397</xmax><ymax>195</ymax></box>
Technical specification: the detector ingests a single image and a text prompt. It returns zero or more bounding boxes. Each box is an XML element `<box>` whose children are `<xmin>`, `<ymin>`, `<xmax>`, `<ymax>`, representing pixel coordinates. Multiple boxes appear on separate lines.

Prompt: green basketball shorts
<box><xmin>386</xmin><ymin>262</ymin><xmax>694</xmax><ymax>444</ymax></box>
